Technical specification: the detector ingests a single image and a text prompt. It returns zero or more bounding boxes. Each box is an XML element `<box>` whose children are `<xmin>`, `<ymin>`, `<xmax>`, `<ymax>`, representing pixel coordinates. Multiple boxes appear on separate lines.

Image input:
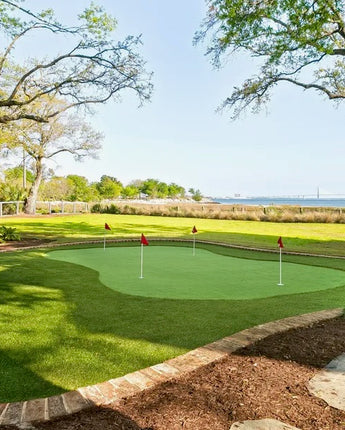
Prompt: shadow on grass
<box><xmin>1</xmin><ymin>246</ymin><xmax>345</xmax><ymax>401</ymax></box>
<box><xmin>6</xmin><ymin>220</ymin><xmax>194</xmax><ymax>243</ymax></box>
<box><xmin>6</xmin><ymin>215</ymin><xmax>345</xmax><ymax>256</ymax></box>
<box><xmin>0</xmin><ymin>348</ymin><xmax>64</xmax><ymax>402</ymax></box>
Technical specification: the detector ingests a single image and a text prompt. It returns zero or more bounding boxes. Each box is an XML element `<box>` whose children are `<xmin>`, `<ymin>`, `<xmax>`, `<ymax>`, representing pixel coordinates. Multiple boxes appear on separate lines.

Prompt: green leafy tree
<box><xmin>67</xmin><ymin>175</ymin><xmax>95</xmax><ymax>202</ymax></box>
<box><xmin>0</xmin><ymin>1</ymin><xmax>152</xmax><ymax>126</ymax></box>
<box><xmin>4</xmin><ymin>166</ymin><xmax>34</xmax><ymax>185</ymax></box>
<box><xmin>121</xmin><ymin>185</ymin><xmax>140</xmax><ymax>199</ymax></box>
<box><xmin>157</xmin><ymin>181</ymin><xmax>169</xmax><ymax>198</ymax></box>
<box><xmin>39</xmin><ymin>176</ymin><xmax>73</xmax><ymax>201</ymax></box>
<box><xmin>168</xmin><ymin>183</ymin><xmax>185</xmax><ymax>198</ymax></box>
<box><xmin>197</xmin><ymin>0</ymin><xmax>345</xmax><ymax>118</ymax></box>
<box><xmin>141</xmin><ymin>179</ymin><xmax>171</xmax><ymax>198</ymax></box>
<box><xmin>141</xmin><ymin>178</ymin><xmax>160</xmax><ymax>198</ymax></box>
<box><xmin>88</xmin><ymin>183</ymin><xmax>101</xmax><ymax>202</ymax></box>
<box><xmin>188</xmin><ymin>187</ymin><xmax>203</xmax><ymax>202</ymax></box>
<box><xmin>96</xmin><ymin>175</ymin><xmax>123</xmax><ymax>199</ymax></box>
<box><xmin>0</xmin><ymin>182</ymin><xmax>26</xmax><ymax>201</ymax></box>
<box><xmin>0</xmin><ymin>166</ymin><xmax>33</xmax><ymax>201</ymax></box>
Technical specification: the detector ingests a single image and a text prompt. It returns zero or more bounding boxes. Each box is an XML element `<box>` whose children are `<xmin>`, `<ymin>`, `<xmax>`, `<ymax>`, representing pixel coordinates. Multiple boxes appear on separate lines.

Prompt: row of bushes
<box><xmin>90</xmin><ymin>202</ymin><xmax>345</xmax><ymax>223</ymax></box>
<box><xmin>3</xmin><ymin>199</ymin><xmax>345</xmax><ymax>223</ymax></box>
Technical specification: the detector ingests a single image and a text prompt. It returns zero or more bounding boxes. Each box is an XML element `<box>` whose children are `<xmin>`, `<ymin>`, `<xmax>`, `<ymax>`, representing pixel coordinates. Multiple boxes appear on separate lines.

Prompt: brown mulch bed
<box><xmin>0</xmin><ymin>238</ymin><xmax>53</xmax><ymax>252</ymax></box>
<box><xmin>2</xmin><ymin>316</ymin><xmax>342</xmax><ymax>430</ymax></box>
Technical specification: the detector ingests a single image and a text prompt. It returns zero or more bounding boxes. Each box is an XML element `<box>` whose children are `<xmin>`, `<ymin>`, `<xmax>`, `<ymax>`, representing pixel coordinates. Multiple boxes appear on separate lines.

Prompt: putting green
<box><xmin>47</xmin><ymin>246</ymin><xmax>345</xmax><ymax>300</ymax></box>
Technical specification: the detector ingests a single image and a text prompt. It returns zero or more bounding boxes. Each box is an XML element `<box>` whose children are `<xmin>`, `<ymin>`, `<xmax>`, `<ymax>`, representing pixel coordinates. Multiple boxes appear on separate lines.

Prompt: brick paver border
<box><xmin>0</xmin><ymin>308</ymin><xmax>343</xmax><ymax>427</ymax></box>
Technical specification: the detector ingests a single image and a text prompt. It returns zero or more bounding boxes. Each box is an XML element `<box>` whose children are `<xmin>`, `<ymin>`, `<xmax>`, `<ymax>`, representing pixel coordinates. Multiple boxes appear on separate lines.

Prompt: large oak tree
<box><xmin>196</xmin><ymin>0</ymin><xmax>345</xmax><ymax>118</ymax></box>
<box><xmin>0</xmin><ymin>1</ymin><xmax>153</xmax><ymax>213</ymax></box>
<box><xmin>3</xmin><ymin>96</ymin><xmax>103</xmax><ymax>214</ymax></box>
<box><xmin>0</xmin><ymin>0</ymin><xmax>152</xmax><ymax>126</ymax></box>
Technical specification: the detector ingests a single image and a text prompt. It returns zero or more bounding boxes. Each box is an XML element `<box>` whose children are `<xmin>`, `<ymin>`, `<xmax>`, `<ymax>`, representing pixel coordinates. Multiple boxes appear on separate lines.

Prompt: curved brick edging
<box><xmin>0</xmin><ymin>308</ymin><xmax>343</xmax><ymax>427</ymax></box>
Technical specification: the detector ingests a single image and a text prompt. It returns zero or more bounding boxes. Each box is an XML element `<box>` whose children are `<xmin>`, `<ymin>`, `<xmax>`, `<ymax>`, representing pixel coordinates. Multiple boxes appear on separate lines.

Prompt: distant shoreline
<box><xmin>214</xmin><ymin>197</ymin><xmax>345</xmax><ymax>208</ymax></box>
<box><xmin>108</xmin><ymin>197</ymin><xmax>216</xmax><ymax>205</ymax></box>
<box><xmin>108</xmin><ymin>197</ymin><xmax>345</xmax><ymax>208</ymax></box>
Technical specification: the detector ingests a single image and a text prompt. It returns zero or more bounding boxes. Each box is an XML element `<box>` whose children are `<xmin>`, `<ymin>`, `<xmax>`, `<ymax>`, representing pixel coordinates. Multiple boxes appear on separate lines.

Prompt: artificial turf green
<box><xmin>1</xmin><ymin>242</ymin><xmax>345</xmax><ymax>402</ymax></box>
<box><xmin>48</xmin><ymin>246</ymin><xmax>345</xmax><ymax>300</ymax></box>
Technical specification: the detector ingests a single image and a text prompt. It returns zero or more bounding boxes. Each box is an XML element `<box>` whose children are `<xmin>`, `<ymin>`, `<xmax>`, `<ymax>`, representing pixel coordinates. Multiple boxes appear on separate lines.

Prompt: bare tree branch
<box><xmin>0</xmin><ymin>3</ymin><xmax>152</xmax><ymax>124</ymax></box>
<box><xmin>198</xmin><ymin>0</ymin><xmax>345</xmax><ymax>118</ymax></box>
<box><xmin>1</xmin><ymin>0</ymin><xmax>79</xmax><ymax>34</ymax></box>
<box><xmin>278</xmin><ymin>77</ymin><xmax>345</xmax><ymax>99</ymax></box>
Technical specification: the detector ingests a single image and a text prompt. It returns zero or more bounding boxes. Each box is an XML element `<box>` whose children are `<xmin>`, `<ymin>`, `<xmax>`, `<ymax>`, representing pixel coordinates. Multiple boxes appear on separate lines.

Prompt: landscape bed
<box><xmin>1</xmin><ymin>239</ymin><xmax>345</xmax><ymax>403</ymax></box>
<box><xmin>31</xmin><ymin>316</ymin><xmax>345</xmax><ymax>430</ymax></box>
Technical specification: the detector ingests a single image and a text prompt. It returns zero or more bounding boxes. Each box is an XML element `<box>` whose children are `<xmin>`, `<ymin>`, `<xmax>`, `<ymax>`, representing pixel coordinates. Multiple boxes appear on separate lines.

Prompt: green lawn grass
<box><xmin>1</xmin><ymin>238</ymin><xmax>345</xmax><ymax>402</ymax></box>
<box><xmin>2</xmin><ymin>213</ymin><xmax>345</xmax><ymax>255</ymax></box>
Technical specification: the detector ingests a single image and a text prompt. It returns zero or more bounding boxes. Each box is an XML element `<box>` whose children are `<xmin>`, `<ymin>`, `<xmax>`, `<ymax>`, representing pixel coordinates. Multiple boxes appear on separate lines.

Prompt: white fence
<box><xmin>0</xmin><ymin>201</ymin><xmax>90</xmax><ymax>216</ymax></box>
<box><xmin>0</xmin><ymin>201</ymin><xmax>22</xmax><ymax>216</ymax></box>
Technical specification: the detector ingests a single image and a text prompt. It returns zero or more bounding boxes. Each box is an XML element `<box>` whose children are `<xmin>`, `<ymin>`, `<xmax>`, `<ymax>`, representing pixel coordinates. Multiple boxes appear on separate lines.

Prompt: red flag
<box><xmin>105</xmin><ymin>223</ymin><xmax>111</xmax><ymax>231</ymax></box>
<box><xmin>141</xmin><ymin>233</ymin><xmax>149</xmax><ymax>246</ymax></box>
<box><xmin>277</xmin><ymin>236</ymin><xmax>284</xmax><ymax>248</ymax></box>
<box><xmin>192</xmin><ymin>226</ymin><xmax>197</xmax><ymax>234</ymax></box>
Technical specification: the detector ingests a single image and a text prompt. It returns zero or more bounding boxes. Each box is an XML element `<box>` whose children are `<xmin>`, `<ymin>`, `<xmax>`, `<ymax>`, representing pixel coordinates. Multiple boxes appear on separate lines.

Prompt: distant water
<box><xmin>213</xmin><ymin>198</ymin><xmax>345</xmax><ymax>208</ymax></box>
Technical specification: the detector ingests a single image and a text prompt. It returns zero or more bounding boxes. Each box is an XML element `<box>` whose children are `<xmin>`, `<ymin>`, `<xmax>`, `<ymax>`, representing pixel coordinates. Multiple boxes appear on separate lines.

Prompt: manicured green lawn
<box><xmin>1</xmin><ymin>239</ymin><xmax>345</xmax><ymax>402</ymax></box>
<box><xmin>2</xmin><ymin>213</ymin><xmax>345</xmax><ymax>254</ymax></box>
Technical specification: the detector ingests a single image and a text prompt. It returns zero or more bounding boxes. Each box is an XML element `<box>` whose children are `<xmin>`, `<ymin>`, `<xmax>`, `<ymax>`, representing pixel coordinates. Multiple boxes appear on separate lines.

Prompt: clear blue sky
<box><xmin>11</xmin><ymin>1</ymin><xmax>345</xmax><ymax>197</ymax></box>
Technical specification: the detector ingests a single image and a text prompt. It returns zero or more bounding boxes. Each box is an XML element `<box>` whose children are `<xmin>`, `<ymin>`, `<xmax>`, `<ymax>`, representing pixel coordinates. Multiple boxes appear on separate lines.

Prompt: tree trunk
<box><xmin>24</xmin><ymin>158</ymin><xmax>43</xmax><ymax>215</ymax></box>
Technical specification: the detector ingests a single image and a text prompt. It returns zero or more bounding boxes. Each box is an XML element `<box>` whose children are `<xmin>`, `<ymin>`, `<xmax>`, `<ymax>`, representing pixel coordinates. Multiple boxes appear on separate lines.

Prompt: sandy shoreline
<box><xmin>105</xmin><ymin>198</ymin><xmax>215</xmax><ymax>205</ymax></box>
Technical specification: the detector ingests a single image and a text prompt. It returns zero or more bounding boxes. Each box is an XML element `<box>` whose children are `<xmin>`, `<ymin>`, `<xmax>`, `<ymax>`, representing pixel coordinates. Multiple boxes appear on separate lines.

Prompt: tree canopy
<box><xmin>96</xmin><ymin>175</ymin><xmax>123</xmax><ymax>199</ymax></box>
<box><xmin>0</xmin><ymin>0</ymin><xmax>152</xmax><ymax>125</ymax></box>
<box><xmin>196</xmin><ymin>0</ymin><xmax>345</xmax><ymax>118</ymax></box>
<box><xmin>0</xmin><ymin>169</ymin><xmax>190</xmax><ymax>204</ymax></box>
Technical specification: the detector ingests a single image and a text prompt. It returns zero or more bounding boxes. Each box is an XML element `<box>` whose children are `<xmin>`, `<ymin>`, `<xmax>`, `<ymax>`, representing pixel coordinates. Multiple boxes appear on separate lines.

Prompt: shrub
<box><xmin>2</xmin><ymin>203</ymin><xmax>17</xmax><ymax>215</ymax></box>
<box><xmin>91</xmin><ymin>203</ymin><xmax>102</xmax><ymax>213</ymax></box>
<box><xmin>0</xmin><ymin>226</ymin><xmax>21</xmax><ymax>241</ymax></box>
<box><xmin>103</xmin><ymin>204</ymin><xmax>121</xmax><ymax>214</ymax></box>
<box><xmin>35</xmin><ymin>208</ymin><xmax>49</xmax><ymax>215</ymax></box>
<box><xmin>91</xmin><ymin>203</ymin><xmax>121</xmax><ymax>214</ymax></box>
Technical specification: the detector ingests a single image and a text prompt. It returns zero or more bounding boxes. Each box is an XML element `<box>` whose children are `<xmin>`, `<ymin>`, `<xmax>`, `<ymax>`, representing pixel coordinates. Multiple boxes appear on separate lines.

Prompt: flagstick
<box><xmin>140</xmin><ymin>243</ymin><xmax>144</xmax><ymax>279</ymax></box>
<box><xmin>278</xmin><ymin>247</ymin><xmax>283</xmax><ymax>286</ymax></box>
<box><xmin>104</xmin><ymin>233</ymin><xmax>106</xmax><ymax>251</ymax></box>
<box><xmin>193</xmin><ymin>234</ymin><xmax>196</xmax><ymax>256</ymax></box>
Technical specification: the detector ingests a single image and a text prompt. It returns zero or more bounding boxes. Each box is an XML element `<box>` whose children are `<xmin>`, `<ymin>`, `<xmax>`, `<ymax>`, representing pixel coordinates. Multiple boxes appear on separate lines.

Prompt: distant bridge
<box><xmin>248</xmin><ymin>194</ymin><xmax>345</xmax><ymax>199</ymax></box>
